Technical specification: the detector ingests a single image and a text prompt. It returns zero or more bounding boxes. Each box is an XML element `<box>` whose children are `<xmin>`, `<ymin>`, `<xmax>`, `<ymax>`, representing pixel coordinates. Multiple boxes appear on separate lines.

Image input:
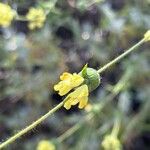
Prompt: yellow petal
<box><xmin>58</xmin><ymin>87</ymin><xmax>71</xmax><ymax>96</ymax></box>
<box><xmin>63</xmin><ymin>84</ymin><xmax>89</xmax><ymax>109</ymax></box>
<box><xmin>26</xmin><ymin>7</ymin><xmax>46</xmax><ymax>30</ymax></box>
<box><xmin>60</xmin><ymin>72</ymin><xmax>72</xmax><ymax>80</ymax></box>
<box><xmin>71</xmin><ymin>98</ymin><xmax>79</xmax><ymax>105</ymax></box>
<box><xmin>54</xmin><ymin>72</ymin><xmax>84</xmax><ymax>96</ymax></box>
<box><xmin>54</xmin><ymin>81</ymin><xmax>72</xmax><ymax>96</ymax></box>
<box><xmin>77</xmin><ymin>85</ymin><xmax>89</xmax><ymax>97</ymax></box>
<box><xmin>54</xmin><ymin>84</ymin><xmax>60</xmax><ymax>91</ymax></box>
<box><xmin>64</xmin><ymin>101</ymin><xmax>72</xmax><ymax>110</ymax></box>
<box><xmin>78</xmin><ymin>97</ymin><xmax>88</xmax><ymax>109</ymax></box>
<box><xmin>71</xmin><ymin>73</ymin><xmax>84</xmax><ymax>87</ymax></box>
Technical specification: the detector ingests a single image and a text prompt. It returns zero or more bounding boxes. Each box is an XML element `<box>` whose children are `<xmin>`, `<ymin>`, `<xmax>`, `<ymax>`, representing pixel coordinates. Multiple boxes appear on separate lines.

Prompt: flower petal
<box><xmin>64</xmin><ymin>101</ymin><xmax>72</xmax><ymax>110</ymax></box>
<box><xmin>54</xmin><ymin>72</ymin><xmax>84</xmax><ymax>96</ymax></box>
<box><xmin>78</xmin><ymin>97</ymin><xmax>88</xmax><ymax>109</ymax></box>
<box><xmin>63</xmin><ymin>84</ymin><xmax>89</xmax><ymax>109</ymax></box>
<box><xmin>60</xmin><ymin>72</ymin><xmax>72</xmax><ymax>80</ymax></box>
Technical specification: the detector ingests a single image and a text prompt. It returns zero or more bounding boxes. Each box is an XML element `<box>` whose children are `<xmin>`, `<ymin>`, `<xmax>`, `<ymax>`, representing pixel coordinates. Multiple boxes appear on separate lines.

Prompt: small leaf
<box><xmin>81</xmin><ymin>64</ymin><xmax>88</xmax><ymax>76</ymax></box>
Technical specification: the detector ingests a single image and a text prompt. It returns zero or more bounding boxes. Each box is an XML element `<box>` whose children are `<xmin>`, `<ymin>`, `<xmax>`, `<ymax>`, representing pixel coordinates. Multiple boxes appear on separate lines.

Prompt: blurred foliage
<box><xmin>0</xmin><ymin>0</ymin><xmax>150</xmax><ymax>150</ymax></box>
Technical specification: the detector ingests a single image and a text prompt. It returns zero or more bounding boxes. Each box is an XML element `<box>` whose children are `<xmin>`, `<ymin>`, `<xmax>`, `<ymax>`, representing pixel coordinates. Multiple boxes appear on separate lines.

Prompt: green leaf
<box><xmin>81</xmin><ymin>64</ymin><xmax>88</xmax><ymax>76</ymax></box>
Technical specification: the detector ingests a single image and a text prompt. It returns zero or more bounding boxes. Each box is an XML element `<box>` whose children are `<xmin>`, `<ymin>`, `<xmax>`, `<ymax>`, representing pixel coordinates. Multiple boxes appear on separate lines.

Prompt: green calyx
<box><xmin>80</xmin><ymin>64</ymin><xmax>101</xmax><ymax>92</ymax></box>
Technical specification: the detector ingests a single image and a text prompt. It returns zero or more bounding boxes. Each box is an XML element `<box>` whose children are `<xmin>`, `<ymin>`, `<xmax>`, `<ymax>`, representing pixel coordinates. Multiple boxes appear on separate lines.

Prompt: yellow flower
<box><xmin>54</xmin><ymin>72</ymin><xmax>84</xmax><ymax>96</ymax></box>
<box><xmin>37</xmin><ymin>140</ymin><xmax>55</xmax><ymax>150</ymax></box>
<box><xmin>0</xmin><ymin>3</ymin><xmax>15</xmax><ymax>27</ymax></box>
<box><xmin>101</xmin><ymin>135</ymin><xmax>121</xmax><ymax>150</ymax></box>
<box><xmin>64</xmin><ymin>84</ymin><xmax>89</xmax><ymax>109</ymax></box>
<box><xmin>144</xmin><ymin>30</ymin><xmax>150</xmax><ymax>42</ymax></box>
<box><xmin>26</xmin><ymin>8</ymin><xmax>46</xmax><ymax>30</ymax></box>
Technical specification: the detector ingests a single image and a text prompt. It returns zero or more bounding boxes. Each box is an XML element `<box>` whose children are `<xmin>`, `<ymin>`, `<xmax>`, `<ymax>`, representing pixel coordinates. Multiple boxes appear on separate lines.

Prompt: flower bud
<box><xmin>80</xmin><ymin>65</ymin><xmax>101</xmax><ymax>92</ymax></box>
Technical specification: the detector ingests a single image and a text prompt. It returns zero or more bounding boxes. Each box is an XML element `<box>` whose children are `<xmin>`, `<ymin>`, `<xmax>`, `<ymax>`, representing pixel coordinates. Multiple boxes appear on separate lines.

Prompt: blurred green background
<box><xmin>0</xmin><ymin>0</ymin><xmax>150</xmax><ymax>150</ymax></box>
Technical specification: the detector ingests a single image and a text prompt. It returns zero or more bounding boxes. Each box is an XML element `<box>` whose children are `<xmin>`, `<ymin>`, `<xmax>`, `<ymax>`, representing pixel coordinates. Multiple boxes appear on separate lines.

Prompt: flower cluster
<box><xmin>37</xmin><ymin>140</ymin><xmax>55</xmax><ymax>150</ymax></box>
<box><xmin>54</xmin><ymin>72</ymin><xmax>88</xmax><ymax>109</ymax></box>
<box><xmin>54</xmin><ymin>66</ymin><xmax>101</xmax><ymax>110</ymax></box>
<box><xmin>0</xmin><ymin>3</ymin><xmax>15</xmax><ymax>27</ymax></box>
<box><xmin>54</xmin><ymin>72</ymin><xmax>84</xmax><ymax>96</ymax></box>
<box><xmin>26</xmin><ymin>8</ymin><xmax>46</xmax><ymax>30</ymax></box>
<box><xmin>0</xmin><ymin>2</ymin><xmax>46</xmax><ymax>30</ymax></box>
<box><xmin>0</xmin><ymin>1</ymin><xmax>149</xmax><ymax>37</ymax></box>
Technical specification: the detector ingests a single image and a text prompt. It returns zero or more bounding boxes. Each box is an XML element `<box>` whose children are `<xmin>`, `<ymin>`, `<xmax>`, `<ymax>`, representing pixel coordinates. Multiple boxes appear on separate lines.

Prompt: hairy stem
<box><xmin>0</xmin><ymin>101</ymin><xmax>64</xmax><ymax>149</ymax></box>
<box><xmin>97</xmin><ymin>39</ymin><xmax>145</xmax><ymax>74</ymax></box>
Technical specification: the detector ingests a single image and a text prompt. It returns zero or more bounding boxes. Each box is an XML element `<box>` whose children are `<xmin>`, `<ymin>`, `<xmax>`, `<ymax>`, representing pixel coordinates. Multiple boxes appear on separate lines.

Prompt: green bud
<box><xmin>80</xmin><ymin>65</ymin><xmax>101</xmax><ymax>92</ymax></box>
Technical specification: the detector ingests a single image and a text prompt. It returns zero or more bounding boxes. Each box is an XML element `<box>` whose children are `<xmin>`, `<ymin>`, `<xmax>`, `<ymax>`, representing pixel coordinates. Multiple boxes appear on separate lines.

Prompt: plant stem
<box><xmin>0</xmin><ymin>101</ymin><xmax>64</xmax><ymax>149</ymax></box>
<box><xmin>122</xmin><ymin>99</ymin><xmax>150</xmax><ymax>141</ymax></box>
<box><xmin>56</xmin><ymin>93</ymin><xmax>117</xmax><ymax>143</ymax></box>
<box><xmin>111</xmin><ymin>118</ymin><xmax>120</xmax><ymax>137</ymax></box>
<box><xmin>15</xmin><ymin>15</ymin><xmax>29</xmax><ymax>21</ymax></box>
<box><xmin>97</xmin><ymin>39</ymin><xmax>145</xmax><ymax>74</ymax></box>
<box><xmin>57</xmin><ymin>113</ymin><xmax>94</xmax><ymax>143</ymax></box>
